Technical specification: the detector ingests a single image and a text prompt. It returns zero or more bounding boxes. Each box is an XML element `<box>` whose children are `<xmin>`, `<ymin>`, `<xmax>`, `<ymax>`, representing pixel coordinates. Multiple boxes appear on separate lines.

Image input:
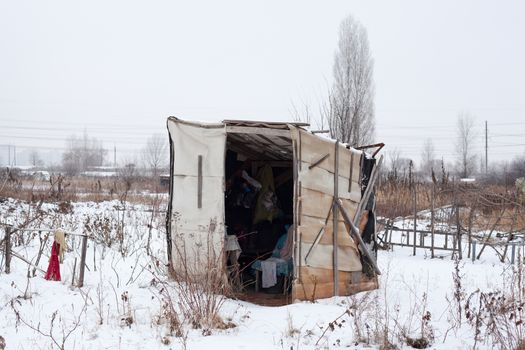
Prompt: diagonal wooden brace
<box><xmin>335</xmin><ymin>199</ymin><xmax>381</xmax><ymax>275</ymax></box>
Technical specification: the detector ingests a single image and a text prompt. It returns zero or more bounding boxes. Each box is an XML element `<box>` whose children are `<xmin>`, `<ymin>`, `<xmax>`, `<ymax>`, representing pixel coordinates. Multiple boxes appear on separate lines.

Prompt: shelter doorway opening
<box><xmin>224</xmin><ymin>131</ymin><xmax>294</xmax><ymax>303</ymax></box>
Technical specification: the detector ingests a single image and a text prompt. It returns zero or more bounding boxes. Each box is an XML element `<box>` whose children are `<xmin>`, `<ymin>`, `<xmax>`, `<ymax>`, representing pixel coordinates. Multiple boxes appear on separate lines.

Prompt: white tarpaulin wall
<box><xmin>167</xmin><ymin>119</ymin><xmax>226</xmax><ymax>275</ymax></box>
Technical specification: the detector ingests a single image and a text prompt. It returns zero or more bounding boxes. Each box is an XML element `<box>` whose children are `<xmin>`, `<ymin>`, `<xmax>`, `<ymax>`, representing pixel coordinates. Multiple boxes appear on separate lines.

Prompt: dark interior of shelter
<box><xmin>223</xmin><ymin>132</ymin><xmax>294</xmax><ymax>304</ymax></box>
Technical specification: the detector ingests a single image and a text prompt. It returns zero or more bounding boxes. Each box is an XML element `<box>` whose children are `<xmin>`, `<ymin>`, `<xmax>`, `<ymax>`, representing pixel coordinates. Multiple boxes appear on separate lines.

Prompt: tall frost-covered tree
<box><xmin>62</xmin><ymin>131</ymin><xmax>106</xmax><ymax>175</ymax></box>
<box><xmin>142</xmin><ymin>133</ymin><xmax>168</xmax><ymax>177</ymax></box>
<box><xmin>455</xmin><ymin>113</ymin><xmax>477</xmax><ymax>178</ymax></box>
<box><xmin>327</xmin><ymin>15</ymin><xmax>375</xmax><ymax>146</ymax></box>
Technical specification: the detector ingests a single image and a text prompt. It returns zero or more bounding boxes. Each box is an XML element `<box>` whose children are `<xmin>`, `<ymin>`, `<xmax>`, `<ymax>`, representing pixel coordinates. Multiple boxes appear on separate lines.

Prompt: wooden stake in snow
<box><xmin>78</xmin><ymin>234</ymin><xmax>88</xmax><ymax>287</ymax></box>
<box><xmin>431</xmin><ymin>184</ymin><xmax>435</xmax><ymax>259</ymax></box>
<box><xmin>4</xmin><ymin>226</ymin><xmax>11</xmax><ymax>274</ymax></box>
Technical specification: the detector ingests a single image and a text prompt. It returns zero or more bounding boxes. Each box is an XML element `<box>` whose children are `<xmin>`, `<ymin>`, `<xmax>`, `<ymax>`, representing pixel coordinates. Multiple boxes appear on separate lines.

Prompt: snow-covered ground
<box><xmin>0</xmin><ymin>198</ymin><xmax>521</xmax><ymax>349</ymax></box>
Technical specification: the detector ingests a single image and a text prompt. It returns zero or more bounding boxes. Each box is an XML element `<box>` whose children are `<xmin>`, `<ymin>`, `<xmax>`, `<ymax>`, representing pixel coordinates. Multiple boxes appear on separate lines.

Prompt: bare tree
<box><xmin>386</xmin><ymin>148</ymin><xmax>403</xmax><ymax>180</ymax></box>
<box><xmin>325</xmin><ymin>15</ymin><xmax>375</xmax><ymax>146</ymax></box>
<box><xmin>29</xmin><ymin>150</ymin><xmax>43</xmax><ymax>167</ymax></box>
<box><xmin>290</xmin><ymin>99</ymin><xmax>312</xmax><ymax>125</ymax></box>
<box><xmin>455</xmin><ymin>113</ymin><xmax>478</xmax><ymax>178</ymax></box>
<box><xmin>387</xmin><ymin>148</ymin><xmax>401</xmax><ymax>173</ymax></box>
<box><xmin>62</xmin><ymin>131</ymin><xmax>107</xmax><ymax>175</ymax></box>
<box><xmin>420</xmin><ymin>138</ymin><xmax>435</xmax><ymax>176</ymax></box>
<box><xmin>510</xmin><ymin>153</ymin><xmax>525</xmax><ymax>182</ymax></box>
<box><xmin>142</xmin><ymin>133</ymin><xmax>168</xmax><ymax>177</ymax></box>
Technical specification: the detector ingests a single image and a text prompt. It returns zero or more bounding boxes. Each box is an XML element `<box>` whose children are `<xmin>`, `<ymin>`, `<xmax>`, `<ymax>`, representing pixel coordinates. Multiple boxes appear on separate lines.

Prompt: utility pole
<box><xmin>13</xmin><ymin>145</ymin><xmax>16</xmax><ymax>166</ymax></box>
<box><xmin>114</xmin><ymin>145</ymin><xmax>117</xmax><ymax>168</ymax></box>
<box><xmin>485</xmin><ymin>120</ymin><xmax>488</xmax><ymax>174</ymax></box>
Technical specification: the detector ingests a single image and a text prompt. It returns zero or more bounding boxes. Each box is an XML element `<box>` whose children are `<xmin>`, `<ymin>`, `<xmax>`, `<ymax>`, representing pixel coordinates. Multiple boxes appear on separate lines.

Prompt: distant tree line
<box><xmin>60</xmin><ymin>131</ymin><xmax>168</xmax><ymax>177</ymax></box>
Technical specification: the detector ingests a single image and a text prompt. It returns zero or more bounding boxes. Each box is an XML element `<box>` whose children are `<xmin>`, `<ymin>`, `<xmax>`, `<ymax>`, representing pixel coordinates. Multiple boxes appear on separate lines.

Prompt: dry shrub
<box><xmin>464</xmin><ymin>253</ymin><xmax>525</xmax><ymax>349</ymax></box>
<box><xmin>171</xmin><ymin>251</ymin><xmax>230</xmax><ymax>332</ymax></box>
<box><xmin>153</xmin><ymin>218</ymin><xmax>232</xmax><ymax>337</ymax></box>
<box><xmin>3</xmin><ymin>174</ymin><xmax>167</xmax><ymax>205</ymax></box>
<box><xmin>83</xmin><ymin>213</ymin><xmax>119</xmax><ymax>248</ymax></box>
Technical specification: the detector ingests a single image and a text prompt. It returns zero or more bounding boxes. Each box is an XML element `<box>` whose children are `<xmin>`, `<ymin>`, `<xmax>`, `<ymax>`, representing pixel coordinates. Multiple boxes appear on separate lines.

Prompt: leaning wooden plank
<box><xmin>353</xmin><ymin>155</ymin><xmax>383</xmax><ymax>223</ymax></box>
<box><xmin>336</xmin><ymin>199</ymin><xmax>381</xmax><ymax>275</ymax></box>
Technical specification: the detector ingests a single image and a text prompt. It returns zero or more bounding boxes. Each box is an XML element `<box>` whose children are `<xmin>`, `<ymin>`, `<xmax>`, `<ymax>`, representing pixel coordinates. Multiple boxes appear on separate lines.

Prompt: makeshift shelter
<box><xmin>166</xmin><ymin>117</ymin><xmax>382</xmax><ymax>303</ymax></box>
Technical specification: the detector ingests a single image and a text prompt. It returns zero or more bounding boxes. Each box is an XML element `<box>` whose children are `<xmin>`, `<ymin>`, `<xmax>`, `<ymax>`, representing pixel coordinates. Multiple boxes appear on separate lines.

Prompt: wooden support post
<box><xmin>78</xmin><ymin>234</ymin><xmax>88</xmax><ymax>288</ymax></box>
<box><xmin>430</xmin><ymin>185</ymin><xmax>435</xmax><ymax>259</ymax></box>
<box><xmin>467</xmin><ymin>208</ymin><xmax>474</xmax><ymax>259</ymax></box>
<box><xmin>413</xmin><ymin>183</ymin><xmax>417</xmax><ymax>256</ymax></box>
<box><xmin>5</xmin><ymin>226</ymin><xmax>11</xmax><ymax>274</ymax></box>
<box><xmin>511</xmin><ymin>243</ymin><xmax>516</xmax><ymax>264</ymax></box>
<box><xmin>451</xmin><ymin>227</ymin><xmax>457</xmax><ymax>260</ymax></box>
<box><xmin>348</xmin><ymin>152</ymin><xmax>354</xmax><ymax>193</ymax></box>
<box><xmin>72</xmin><ymin>257</ymin><xmax>77</xmax><ymax>286</ymax></box>
<box><xmin>255</xmin><ymin>270</ymin><xmax>261</xmax><ymax>292</ymax></box>
<box><xmin>197</xmin><ymin>155</ymin><xmax>203</xmax><ymax>209</ymax></box>
<box><xmin>385</xmin><ymin>219</ymin><xmax>388</xmax><ymax>250</ymax></box>
<box><xmin>333</xmin><ymin>141</ymin><xmax>339</xmax><ymax>296</ymax></box>
<box><xmin>293</xmin><ymin>139</ymin><xmax>299</xmax><ymax>282</ymax></box>
<box><xmin>406</xmin><ymin>219</ymin><xmax>410</xmax><ymax>247</ymax></box>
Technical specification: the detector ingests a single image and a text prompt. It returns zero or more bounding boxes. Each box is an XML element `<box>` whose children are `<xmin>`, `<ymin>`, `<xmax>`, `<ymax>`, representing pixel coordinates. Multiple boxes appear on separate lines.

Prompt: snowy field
<box><xmin>0</xmin><ymin>198</ymin><xmax>522</xmax><ymax>349</ymax></box>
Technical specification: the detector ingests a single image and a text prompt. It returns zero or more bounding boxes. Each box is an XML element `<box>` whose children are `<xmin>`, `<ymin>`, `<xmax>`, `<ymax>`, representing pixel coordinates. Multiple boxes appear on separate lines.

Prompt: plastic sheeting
<box><xmin>167</xmin><ymin>119</ymin><xmax>226</xmax><ymax>275</ymax></box>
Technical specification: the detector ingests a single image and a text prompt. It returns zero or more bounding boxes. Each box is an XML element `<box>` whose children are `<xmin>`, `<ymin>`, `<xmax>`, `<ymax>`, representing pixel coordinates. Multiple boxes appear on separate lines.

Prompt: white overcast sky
<box><xmin>1</xmin><ymin>0</ymin><xmax>524</xmax><ymax>166</ymax></box>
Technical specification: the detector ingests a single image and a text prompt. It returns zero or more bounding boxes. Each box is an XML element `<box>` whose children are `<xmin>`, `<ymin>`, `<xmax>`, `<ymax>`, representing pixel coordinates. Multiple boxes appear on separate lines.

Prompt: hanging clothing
<box><xmin>261</xmin><ymin>259</ymin><xmax>277</xmax><ymax>288</ymax></box>
<box><xmin>45</xmin><ymin>241</ymin><xmax>61</xmax><ymax>281</ymax></box>
<box><xmin>54</xmin><ymin>230</ymin><xmax>66</xmax><ymax>263</ymax></box>
<box><xmin>253</xmin><ymin>165</ymin><xmax>278</xmax><ymax>225</ymax></box>
<box><xmin>279</xmin><ymin>225</ymin><xmax>294</xmax><ymax>260</ymax></box>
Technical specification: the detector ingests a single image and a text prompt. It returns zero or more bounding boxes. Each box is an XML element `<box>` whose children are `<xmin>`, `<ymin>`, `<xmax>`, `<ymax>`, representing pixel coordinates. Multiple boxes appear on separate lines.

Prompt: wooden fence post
<box><xmin>413</xmin><ymin>183</ymin><xmax>417</xmax><ymax>256</ymax></box>
<box><xmin>467</xmin><ymin>207</ymin><xmax>474</xmax><ymax>259</ymax></box>
<box><xmin>387</xmin><ymin>219</ymin><xmax>393</xmax><ymax>250</ymax></box>
<box><xmin>5</xmin><ymin>226</ymin><xmax>11</xmax><ymax>274</ymax></box>
<box><xmin>71</xmin><ymin>257</ymin><xmax>77</xmax><ymax>286</ymax></box>
<box><xmin>456</xmin><ymin>203</ymin><xmax>462</xmax><ymax>260</ymax></box>
<box><xmin>430</xmin><ymin>184</ymin><xmax>435</xmax><ymax>258</ymax></box>
<box><xmin>78</xmin><ymin>234</ymin><xmax>88</xmax><ymax>287</ymax></box>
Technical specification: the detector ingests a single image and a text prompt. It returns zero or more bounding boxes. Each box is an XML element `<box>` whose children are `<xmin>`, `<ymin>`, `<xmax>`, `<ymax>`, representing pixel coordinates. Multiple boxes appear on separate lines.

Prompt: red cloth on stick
<box><xmin>45</xmin><ymin>241</ymin><xmax>61</xmax><ymax>281</ymax></box>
